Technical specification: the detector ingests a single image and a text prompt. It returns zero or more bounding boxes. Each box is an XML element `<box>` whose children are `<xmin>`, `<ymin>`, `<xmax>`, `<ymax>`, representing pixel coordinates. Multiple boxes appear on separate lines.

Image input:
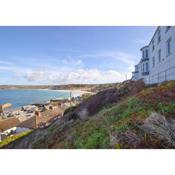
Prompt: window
<box><xmin>142</xmin><ymin>64</ymin><xmax>144</xmax><ymax>72</ymax></box>
<box><xmin>142</xmin><ymin>50</ymin><xmax>144</xmax><ymax>58</ymax></box>
<box><xmin>146</xmin><ymin>63</ymin><xmax>149</xmax><ymax>72</ymax></box>
<box><xmin>146</xmin><ymin>49</ymin><xmax>148</xmax><ymax>58</ymax></box>
<box><xmin>158</xmin><ymin>49</ymin><xmax>161</xmax><ymax>63</ymax></box>
<box><xmin>158</xmin><ymin>29</ymin><xmax>161</xmax><ymax>43</ymax></box>
<box><xmin>152</xmin><ymin>40</ymin><xmax>155</xmax><ymax>51</ymax></box>
<box><xmin>135</xmin><ymin>65</ymin><xmax>138</xmax><ymax>72</ymax></box>
<box><xmin>153</xmin><ymin>57</ymin><xmax>155</xmax><ymax>67</ymax></box>
<box><xmin>166</xmin><ymin>37</ymin><xmax>172</xmax><ymax>56</ymax></box>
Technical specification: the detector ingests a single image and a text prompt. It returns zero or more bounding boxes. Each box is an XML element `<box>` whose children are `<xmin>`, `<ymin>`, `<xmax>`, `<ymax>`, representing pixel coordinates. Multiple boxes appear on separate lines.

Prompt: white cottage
<box><xmin>132</xmin><ymin>26</ymin><xmax>175</xmax><ymax>84</ymax></box>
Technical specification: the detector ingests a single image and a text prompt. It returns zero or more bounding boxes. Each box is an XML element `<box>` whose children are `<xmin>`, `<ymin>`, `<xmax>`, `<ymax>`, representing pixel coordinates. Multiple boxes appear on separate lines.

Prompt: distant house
<box><xmin>19</xmin><ymin>108</ymin><xmax>62</xmax><ymax>129</ymax></box>
<box><xmin>132</xmin><ymin>26</ymin><xmax>175</xmax><ymax>84</ymax></box>
<box><xmin>0</xmin><ymin>107</ymin><xmax>62</xmax><ymax>141</ymax></box>
<box><xmin>0</xmin><ymin>117</ymin><xmax>30</xmax><ymax>141</ymax></box>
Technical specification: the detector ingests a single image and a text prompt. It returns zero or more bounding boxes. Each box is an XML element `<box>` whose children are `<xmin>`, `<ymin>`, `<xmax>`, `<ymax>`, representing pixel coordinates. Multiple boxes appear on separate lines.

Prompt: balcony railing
<box><xmin>142</xmin><ymin>71</ymin><xmax>149</xmax><ymax>76</ymax></box>
<box><xmin>141</xmin><ymin>58</ymin><xmax>149</xmax><ymax>62</ymax></box>
<box><xmin>132</xmin><ymin>71</ymin><xmax>139</xmax><ymax>74</ymax></box>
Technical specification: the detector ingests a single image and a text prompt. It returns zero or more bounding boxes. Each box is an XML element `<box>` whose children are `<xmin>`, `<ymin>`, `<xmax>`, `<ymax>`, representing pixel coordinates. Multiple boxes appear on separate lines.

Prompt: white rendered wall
<box><xmin>148</xmin><ymin>27</ymin><xmax>175</xmax><ymax>84</ymax></box>
<box><xmin>133</xmin><ymin>26</ymin><xmax>175</xmax><ymax>84</ymax></box>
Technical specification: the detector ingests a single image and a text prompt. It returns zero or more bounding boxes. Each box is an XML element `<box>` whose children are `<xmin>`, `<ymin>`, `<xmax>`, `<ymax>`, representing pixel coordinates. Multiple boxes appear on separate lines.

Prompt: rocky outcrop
<box><xmin>110</xmin><ymin>130</ymin><xmax>142</xmax><ymax>148</ymax></box>
<box><xmin>2</xmin><ymin>103</ymin><xmax>12</xmax><ymax>109</ymax></box>
<box><xmin>109</xmin><ymin>112</ymin><xmax>175</xmax><ymax>149</ymax></box>
<box><xmin>141</xmin><ymin>112</ymin><xmax>175</xmax><ymax>147</ymax></box>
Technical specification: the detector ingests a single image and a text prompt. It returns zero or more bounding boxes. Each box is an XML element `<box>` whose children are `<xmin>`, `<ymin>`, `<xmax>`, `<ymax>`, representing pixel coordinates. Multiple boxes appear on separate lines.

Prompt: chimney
<box><xmin>35</xmin><ymin>110</ymin><xmax>40</xmax><ymax>128</ymax></box>
<box><xmin>0</xmin><ymin>105</ymin><xmax>3</xmax><ymax>114</ymax></box>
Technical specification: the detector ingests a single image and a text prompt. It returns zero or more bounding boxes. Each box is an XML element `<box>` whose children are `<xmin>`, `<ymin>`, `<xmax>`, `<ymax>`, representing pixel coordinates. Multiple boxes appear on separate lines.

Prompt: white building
<box><xmin>132</xmin><ymin>26</ymin><xmax>175</xmax><ymax>84</ymax></box>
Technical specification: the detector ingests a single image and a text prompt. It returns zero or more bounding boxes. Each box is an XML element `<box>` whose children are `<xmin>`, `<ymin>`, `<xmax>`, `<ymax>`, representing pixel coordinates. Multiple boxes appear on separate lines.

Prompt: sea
<box><xmin>0</xmin><ymin>89</ymin><xmax>74</xmax><ymax>110</ymax></box>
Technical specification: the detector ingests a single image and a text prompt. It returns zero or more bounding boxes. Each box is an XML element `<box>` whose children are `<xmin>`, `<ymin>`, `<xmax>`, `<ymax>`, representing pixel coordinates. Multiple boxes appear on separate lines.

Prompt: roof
<box><xmin>36</xmin><ymin>108</ymin><xmax>63</xmax><ymax>127</ymax></box>
<box><xmin>0</xmin><ymin>117</ymin><xmax>21</xmax><ymax>132</ymax></box>
<box><xmin>19</xmin><ymin>108</ymin><xmax>63</xmax><ymax>129</ymax></box>
<box><xmin>140</xmin><ymin>45</ymin><xmax>149</xmax><ymax>51</ymax></box>
<box><xmin>19</xmin><ymin>116</ymin><xmax>37</xmax><ymax>129</ymax></box>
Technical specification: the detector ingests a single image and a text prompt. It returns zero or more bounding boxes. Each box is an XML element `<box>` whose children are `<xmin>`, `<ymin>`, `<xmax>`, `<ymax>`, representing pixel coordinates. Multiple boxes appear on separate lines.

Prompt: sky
<box><xmin>0</xmin><ymin>26</ymin><xmax>156</xmax><ymax>85</ymax></box>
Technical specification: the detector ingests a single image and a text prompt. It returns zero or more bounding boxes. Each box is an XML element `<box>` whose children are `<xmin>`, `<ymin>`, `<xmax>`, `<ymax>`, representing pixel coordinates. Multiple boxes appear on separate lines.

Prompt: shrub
<box><xmin>63</xmin><ymin>106</ymin><xmax>77</xmax><ymax>115</ymax></box>
<box><xmin>81</xmin><ymin>93</ymin><xmax>92</xmax><ymax>101</ymax></box>
<box><xmin>157</xmin><ymin>102</ymin><xmax>175</xmax><ymax>116</ymax></box>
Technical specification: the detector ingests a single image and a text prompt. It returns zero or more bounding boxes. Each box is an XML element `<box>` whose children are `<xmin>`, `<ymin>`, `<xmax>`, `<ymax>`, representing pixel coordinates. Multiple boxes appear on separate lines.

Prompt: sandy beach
<box><xmin>52</xmin><ymin>89</ymin><xmax>95</xmax><ymax>98</ymax></box>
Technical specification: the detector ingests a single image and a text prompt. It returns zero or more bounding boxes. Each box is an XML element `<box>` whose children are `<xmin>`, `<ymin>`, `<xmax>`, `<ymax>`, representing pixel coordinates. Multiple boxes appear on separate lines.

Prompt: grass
<box><xmin>0</xmin><ymin>130</ymin><xmax>33</xmax><ymax>148</ymax></box>
<box><xmin>25</xmin><ymin>80</ymin><xmax>175</xmax><ymax>148</ymax></box>
<box><xmin>74</xmin><ymin>127</ymin><xmax>109</xmax><ymax>149</ymax></box>
<box><xmin>156</xmin><ymin>102</ymin><xmax>175</xmax><ymax>116</ymax></box>
<box><xmin>34</xmin><ymin>81</ymin><xmax>175</xmax><ymax>148</ymax></box>
<box><xmin>71</xmin><ymin>84</ymin><xmax>175</xmax><ymax>148</ymax></box>
<box><xmin>68</xmin><ymin>96</ymin><xmax>149</xmax><ymax>148</ymax></box>
<box><xmin>5</xmin><ymin>80</ymin><xmax>175</xmax><ymax>149</ymax></box>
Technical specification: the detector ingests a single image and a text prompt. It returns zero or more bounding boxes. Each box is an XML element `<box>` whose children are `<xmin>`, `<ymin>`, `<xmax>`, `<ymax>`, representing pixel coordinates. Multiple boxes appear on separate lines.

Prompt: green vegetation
<box><xmin>64</xmin><ymin>106</ymin><xmax>77</xmax><ymax>115</ymax></box>
<box><xmin>81</xmin><ymin>93</ymin><xmax>93</xmax><ymax>101</ymax></box>
<box><xmin>157</xmin><ymin>102</ymin><xmax>175</xmax><ymax>116</ymax></box>
<box><xmin>74</xmin><ymin>127</ymin><xmax>109</xmax><ymax>148</ymax></box>
<box><xmin>69</xmin><ymin>81</ymin><xmax>175</xmax><ymax>148</ymax></box>
<box><xmin>0</xmin><ymin>130</ymin><xmax>33</xmax><ymax>148</ymax></box>
<box><xmin>4</xmin><ymin>80</ymin><xmax>175</xmax><ymax>149</ymax></box>
<box><xmin>70</xmin><ymin>97</ymin><xmax>145</xmax><ymax>148</ymax></box>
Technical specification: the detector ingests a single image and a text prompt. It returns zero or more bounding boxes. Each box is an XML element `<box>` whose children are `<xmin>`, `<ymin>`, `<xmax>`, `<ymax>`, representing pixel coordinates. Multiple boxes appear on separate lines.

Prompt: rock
<box><xmin>141</xmin><ymin>112</ymin><xmax>175</xmax><ymax>146</ymax></box>
<box><xmin>110</xmin><ymin>132</ymin><xmax>120</xmax><ymax>148</ymax></box>
<box><xmin>77</xmin><ymin>108</ymin><xmax>89</xmax><ymax>120</ymax></box>
<box><xmin>110</xmin><ymin>130</ymin><xmax>141</xmax><ymax>148</ymax></box>
<box><xmin>2</xmin><ymin>103</ymin><xmax>12</xmax><ymax>109</ymax></box>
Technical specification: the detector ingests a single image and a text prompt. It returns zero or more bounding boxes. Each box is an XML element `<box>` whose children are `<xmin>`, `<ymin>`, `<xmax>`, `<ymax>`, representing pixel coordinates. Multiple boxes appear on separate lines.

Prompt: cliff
<box><xmin>3</xmin><ymin>80</ymin><xmax>175</xmax><ymax>149</ymax></box>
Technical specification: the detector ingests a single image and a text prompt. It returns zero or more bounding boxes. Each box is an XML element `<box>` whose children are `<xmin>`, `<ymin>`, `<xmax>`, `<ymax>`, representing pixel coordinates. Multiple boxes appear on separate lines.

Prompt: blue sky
<box><xmin>0</xmin><ymin>26</ymin><xmax>156</xmax><ymax>85</ymax></box>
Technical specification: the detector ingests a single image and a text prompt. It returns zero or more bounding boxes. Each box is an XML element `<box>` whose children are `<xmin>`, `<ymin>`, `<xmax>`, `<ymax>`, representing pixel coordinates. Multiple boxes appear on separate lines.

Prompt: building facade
<box><xmin>132</xmin><ymin>26</ymin><xmax>175</xmax><ymax>84</ymax></box>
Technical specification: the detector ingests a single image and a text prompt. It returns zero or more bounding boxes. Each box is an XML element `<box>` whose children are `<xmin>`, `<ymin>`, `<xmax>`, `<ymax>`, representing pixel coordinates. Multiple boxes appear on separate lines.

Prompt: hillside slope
<box><xmin>0</xmin><ymin>83</ymin><xmax>119</xmax><ymax>93</ymax></box>
<box><xmin>4</xmin><ymin>80</ymin><xmax>175</xmax><ymax>149</ymax></box>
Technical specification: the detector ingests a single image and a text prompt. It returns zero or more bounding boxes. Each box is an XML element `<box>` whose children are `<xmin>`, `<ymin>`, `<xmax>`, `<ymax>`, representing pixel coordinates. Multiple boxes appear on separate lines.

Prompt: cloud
<box><xmin>0</xmin><ymin>60</ymin><xmax>15</xmax><ymax>71</ymax></box>
<box><xmin>62</xmin><ymin>56</ymin><xmax>83</xmax><ymax>67</ymax></box>
<box><xmin>0</xmin><ymin>64</ymin><xmax>30</xmax><ymax>73</ymax></box>
<box><xmin>0</xmin><ymin>60</ymin><xmax>14</xmax><ymax>65</ymax></box>
<box><xmin>0</xmin><ymin>50</ymin><xmax>135</xmax><ymax>84</ymax></box>
<box><xmin>24</xmin><ymin>71</ymin><xmax>46</xmax><ymax>81</ymax></box>
<box><xmin>23</xmin><ymin>68</ymin><xmax>132</xmax><ymax>84</ymax></box>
